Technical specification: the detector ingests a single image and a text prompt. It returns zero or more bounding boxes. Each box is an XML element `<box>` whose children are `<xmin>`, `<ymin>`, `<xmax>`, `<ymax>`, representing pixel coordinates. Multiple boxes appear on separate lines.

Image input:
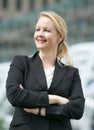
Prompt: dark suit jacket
<box><xmin>6</xmin><ymin>52</ymin><xmax>85</xmax><ymax>130</ymax></box>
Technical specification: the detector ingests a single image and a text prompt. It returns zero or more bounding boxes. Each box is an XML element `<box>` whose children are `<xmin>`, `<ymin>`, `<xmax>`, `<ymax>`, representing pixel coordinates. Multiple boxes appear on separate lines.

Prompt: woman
<box><xmin>6</xmin><ymin>11</ymin><xmax>85</xmax><ymax>130</ymax></box>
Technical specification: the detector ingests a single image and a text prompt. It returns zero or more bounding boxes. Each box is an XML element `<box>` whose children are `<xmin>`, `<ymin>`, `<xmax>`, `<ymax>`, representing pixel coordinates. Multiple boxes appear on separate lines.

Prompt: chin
<box><xmin>36</xmin><ymin>44</ymin><xmax>46</xmax><ymax>49</ymax></box>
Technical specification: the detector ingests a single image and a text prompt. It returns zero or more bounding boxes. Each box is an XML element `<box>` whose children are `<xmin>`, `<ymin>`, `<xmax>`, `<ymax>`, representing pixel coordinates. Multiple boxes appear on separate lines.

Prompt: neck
<box><xmin>39</xmin><ymin>51</ymin><xmax>57</xmax><ymax>69</ymax></box>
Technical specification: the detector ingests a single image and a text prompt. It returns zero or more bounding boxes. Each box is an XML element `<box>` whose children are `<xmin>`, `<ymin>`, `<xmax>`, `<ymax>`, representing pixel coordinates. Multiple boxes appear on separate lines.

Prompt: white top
<box><xmin>44</xmin><ymin>66</ymin><xmax>55</xmax><ymax>89</ymax></box>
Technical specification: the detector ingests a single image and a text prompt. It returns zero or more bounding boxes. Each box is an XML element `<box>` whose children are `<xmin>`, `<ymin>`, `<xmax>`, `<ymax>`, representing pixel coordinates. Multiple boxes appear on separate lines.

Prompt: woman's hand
<box><xmin>56</xmin><ymin>95</ymin><xmax>69</xmax><ymax>105</ymax></box>
<box><xmin>48</xmin><ymin>95</ymin><xmax>69</xmax><ymax>105</ymax></box>
<box><xmin>24</xmin><ymin>108</ymin><xmax>39</xmax><ymax>115</ymax></box>
<box><xmin>24</xmin><ymin>108</ymin><xmax>46</xmax><ymax>116</ymax></box>
<box><xmin>19</xmin><ymin>84</ymin><xmax>69</xmax><ymax>116</ymax></box>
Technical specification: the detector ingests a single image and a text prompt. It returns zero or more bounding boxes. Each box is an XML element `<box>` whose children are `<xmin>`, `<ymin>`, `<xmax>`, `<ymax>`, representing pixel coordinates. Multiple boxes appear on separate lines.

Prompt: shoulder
<box><xmin>10</xmin><ymin>55</ymin><xmax>29</xmax><ymax>71</ymax></box>
<box><xmin>67</xmin><ymin>65</ymin><xmax>78</xmax><ymax>71</ymax></box>
<box><xmin>11</xmin><ymin>52</ymin><xmax>39</xmax><ymax>66</ymax></box>
<box><xmin>58</xmin><ymin>60</ymin><xmax>78</xmax><ymax>72</ymax></box>
<box><xmin>61</xmin><ymin>62</ymin><xmax>80</xmax><ymax>76</ymax></box>
<box><xmin>12</xmin><ymin>52</ymin><xmax>38</xmax><ymax>63</ymax></box>
<box><xmin>65</xmin><ymin>65</ymin><xmax>80</xmax><ymax>78</ymax></box>
<box><xmin>12</xmin><ymin>55</ymin><xmax>30</xmax><ymax>64</ymax></box>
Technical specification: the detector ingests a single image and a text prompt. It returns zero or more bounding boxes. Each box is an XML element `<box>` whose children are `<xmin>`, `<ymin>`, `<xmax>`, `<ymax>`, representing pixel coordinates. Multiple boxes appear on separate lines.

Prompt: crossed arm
<box><xmin>6</xmin><ymin>56</ymin><xmax>85</xmax><ymax>119</ymax></box>
<box><xmin>19</xmin><ymin>84</ymin><xmax>69</xmax><ymax>116</ymax></box>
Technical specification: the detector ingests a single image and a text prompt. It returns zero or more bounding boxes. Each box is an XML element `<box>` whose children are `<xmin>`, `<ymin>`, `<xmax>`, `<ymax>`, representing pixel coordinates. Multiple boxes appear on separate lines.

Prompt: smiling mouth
<box><xmin>37</xmin><ymin>39</ymin><xmax>47</xmax><ymax>43</ymax></box>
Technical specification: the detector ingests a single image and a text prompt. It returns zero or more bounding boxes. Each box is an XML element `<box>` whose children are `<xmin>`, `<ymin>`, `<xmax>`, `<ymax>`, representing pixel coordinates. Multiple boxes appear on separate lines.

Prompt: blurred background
<box><xmin>0</xmin><ymin>0</ymin><xmax>94</xmax><ymax>130</ymax></box>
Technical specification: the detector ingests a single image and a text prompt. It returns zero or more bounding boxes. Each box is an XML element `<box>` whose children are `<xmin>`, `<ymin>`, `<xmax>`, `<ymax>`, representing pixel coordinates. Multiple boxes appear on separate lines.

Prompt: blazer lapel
<box><xmin>30</xmin><ymin>52</ymin><xmax>47</xmax><ymax>90</ymax></box>
<box><xmin>49</xmin><ymin>60</ymin><xmax>69</xmax><ymax>91</ymax></box>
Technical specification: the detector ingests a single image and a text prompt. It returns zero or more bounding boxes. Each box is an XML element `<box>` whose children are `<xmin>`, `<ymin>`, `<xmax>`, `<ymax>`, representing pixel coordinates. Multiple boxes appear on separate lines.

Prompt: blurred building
<box><xmin>0</xmin><ymin>0</ymin><xmax>59</xmax><ymax>20</ymax></box>
<box><xmin>0</xmin><ymin>0</ymin><xmax>94</xmax><ymax>62</ymax></box>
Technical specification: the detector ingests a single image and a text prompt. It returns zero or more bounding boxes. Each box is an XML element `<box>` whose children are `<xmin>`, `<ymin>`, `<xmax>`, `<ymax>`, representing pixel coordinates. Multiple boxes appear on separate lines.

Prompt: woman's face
<box><xmin>34</xmin><ymin>16</ymin><xmax>62</xmax><ymax>52</ymax></box>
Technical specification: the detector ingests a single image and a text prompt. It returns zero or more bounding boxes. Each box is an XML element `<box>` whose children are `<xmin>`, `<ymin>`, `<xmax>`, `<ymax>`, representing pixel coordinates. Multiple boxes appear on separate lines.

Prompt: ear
<box><xmin>58</xmin><ymin>34</ymin><xmax>64</xmax><ymax>44</ymax></box>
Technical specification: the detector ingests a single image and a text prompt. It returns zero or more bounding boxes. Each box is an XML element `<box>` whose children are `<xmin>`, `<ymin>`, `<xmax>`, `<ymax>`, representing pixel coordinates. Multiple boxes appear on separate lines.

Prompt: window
<box><xmin>29</xmin><ymin>0</ymin><xmax>34</xmax><ymax>10</ymax></box>
<box><xmin>2</xmin><ymin>0</ymin><xmax>8</xmax><ymax>9</ymax></box>
<box><xmin>55</xmin><ymin>0</ymin><xmax>61</xmax><ymax>2</ymax></box>
<box><xmin>16</xmin><ymin>0</ymin><xmax>22</xmax><ymax>10</ymax></box>
<box><xmin>42</xmin><ymin>0</ymin><xmax>48</xmax><ymax>7</ymax></box>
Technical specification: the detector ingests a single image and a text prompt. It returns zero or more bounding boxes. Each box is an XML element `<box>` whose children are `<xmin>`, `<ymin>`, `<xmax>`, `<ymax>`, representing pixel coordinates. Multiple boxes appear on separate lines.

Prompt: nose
<box><xmin>38</xmin><ymin>30</ymin><xmax>44</xmax><ymax>37</ymax></box>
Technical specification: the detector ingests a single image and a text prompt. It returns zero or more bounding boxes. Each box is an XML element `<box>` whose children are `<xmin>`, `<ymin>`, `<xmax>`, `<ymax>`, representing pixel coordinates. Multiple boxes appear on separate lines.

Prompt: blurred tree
<box><xmin>0</xmin><ymin>118</ymin><xmax>6</xmax><ymax>130</ymax></box>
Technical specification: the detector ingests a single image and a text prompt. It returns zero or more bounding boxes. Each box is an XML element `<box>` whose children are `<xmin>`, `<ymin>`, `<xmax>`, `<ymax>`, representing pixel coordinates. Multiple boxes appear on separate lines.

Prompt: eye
<box><xmin>35</xmin><ymin>28</ymin><xmax>40</xmax><ymax>31</ymax></box>
<box><xmin>44</xmin><ymin>29</ymin><xmax>50</xmax><ymax>32</ymax></box>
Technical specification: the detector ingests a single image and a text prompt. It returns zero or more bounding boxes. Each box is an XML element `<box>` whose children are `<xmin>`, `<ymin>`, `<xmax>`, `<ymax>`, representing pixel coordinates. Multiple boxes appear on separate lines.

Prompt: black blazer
<box><xmin>6</xmin><ymin>52</ymin><xmax>85</xmax><ymax>130</ymax></box>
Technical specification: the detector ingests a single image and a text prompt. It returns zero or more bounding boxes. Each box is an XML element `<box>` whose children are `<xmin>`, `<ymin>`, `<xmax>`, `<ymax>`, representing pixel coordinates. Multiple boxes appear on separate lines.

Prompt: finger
<box><xmin>24</xmin><ymin>108</ymin><xmax>30</xmax><ymax>112</ymax></box>
<box><xmin>19</xmin><ymin>84</ymin><xmax>24</xmax><ymax>89</ymax></box>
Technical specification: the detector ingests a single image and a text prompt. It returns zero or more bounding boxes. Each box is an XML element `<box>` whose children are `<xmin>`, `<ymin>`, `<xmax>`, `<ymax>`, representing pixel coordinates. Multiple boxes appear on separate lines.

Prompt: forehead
<box><xmin>36</xmin><ymin>16</ymin><xmax>54</xmax><ymax>27</ymax></box>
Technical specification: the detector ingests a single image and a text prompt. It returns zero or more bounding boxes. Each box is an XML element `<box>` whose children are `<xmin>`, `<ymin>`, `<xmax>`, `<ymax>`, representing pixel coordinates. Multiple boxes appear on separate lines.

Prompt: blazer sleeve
<box><xmin>46</xmin><ymin>68</ymin><xmax>85</xmax><ymax>120</ymax></box>
<box><xmin>6</xmin><ymin>56</ymin><xmax>49</xmax><ymax>108</ymax></box>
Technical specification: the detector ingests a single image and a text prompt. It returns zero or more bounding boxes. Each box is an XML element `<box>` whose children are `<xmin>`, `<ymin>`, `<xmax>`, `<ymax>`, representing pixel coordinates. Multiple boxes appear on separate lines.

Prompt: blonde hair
<box><xmin>38</xmin><ymin>11</ymin><xmax>73</xmax><ymax>66</ymax></box>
